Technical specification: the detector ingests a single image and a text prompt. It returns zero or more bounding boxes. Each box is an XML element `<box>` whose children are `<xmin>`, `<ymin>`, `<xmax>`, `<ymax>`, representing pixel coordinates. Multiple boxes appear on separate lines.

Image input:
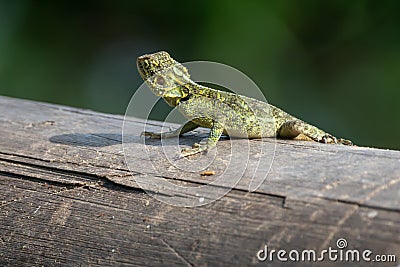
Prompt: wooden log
<box><xmin>0</xmin><ymin>96</ymin><xmax>399</xmax><ymax>266</ymax></box>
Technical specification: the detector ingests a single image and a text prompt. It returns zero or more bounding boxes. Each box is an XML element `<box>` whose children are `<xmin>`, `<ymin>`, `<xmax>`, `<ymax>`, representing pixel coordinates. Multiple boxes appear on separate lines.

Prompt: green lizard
<box><xmin>137</xmin><ymin>51</ymin><xmax>352</xmax><ymax>157</ymax></box>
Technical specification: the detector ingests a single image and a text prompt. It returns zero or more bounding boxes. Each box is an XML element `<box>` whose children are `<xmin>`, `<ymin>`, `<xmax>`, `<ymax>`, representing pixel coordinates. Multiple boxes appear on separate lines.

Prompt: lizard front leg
<box><xmin>180</xmin><ymin>121</ymin><xmax>224</xmax><ymax>157</ymax></box>
<box><xmin>278</xmin><ymin>120</ymin><xmax>352</xmax><ymax>145</ymax></box>
<box><xmin>141</xmin><ymin>121</ymin><xmax>199</xmax><ymax>139</ymax></box>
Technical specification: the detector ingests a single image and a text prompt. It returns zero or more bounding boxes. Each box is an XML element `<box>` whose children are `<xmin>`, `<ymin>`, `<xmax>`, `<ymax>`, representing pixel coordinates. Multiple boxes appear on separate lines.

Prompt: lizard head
<box><xmin>137</xmin><ymin>51</ymin><xmax>191</xmax><ymax>98</ymax></box>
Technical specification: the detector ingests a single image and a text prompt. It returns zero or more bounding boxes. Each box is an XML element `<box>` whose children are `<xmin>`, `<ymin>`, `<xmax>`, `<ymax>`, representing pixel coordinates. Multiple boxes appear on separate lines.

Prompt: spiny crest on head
<box><xmin>136</xmin><ymin>51</ymin><xmax>176</xmax><ymax>79</ymax></box>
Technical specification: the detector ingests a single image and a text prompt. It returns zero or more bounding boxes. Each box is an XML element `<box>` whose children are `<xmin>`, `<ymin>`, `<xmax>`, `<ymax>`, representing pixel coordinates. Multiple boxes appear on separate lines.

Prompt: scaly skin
<box><xmin>137</xmin><ymin>51</ymin><xmax>353</xmax><ymax>157</ymax></box>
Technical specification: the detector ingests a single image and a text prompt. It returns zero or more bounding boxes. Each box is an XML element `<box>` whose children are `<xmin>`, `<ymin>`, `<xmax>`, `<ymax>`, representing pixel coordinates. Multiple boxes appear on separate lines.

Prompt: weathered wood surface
<box><xmin>0</xmin><ymin>95</ymin><xmax>399</xmax><ymax>266</ymax></box>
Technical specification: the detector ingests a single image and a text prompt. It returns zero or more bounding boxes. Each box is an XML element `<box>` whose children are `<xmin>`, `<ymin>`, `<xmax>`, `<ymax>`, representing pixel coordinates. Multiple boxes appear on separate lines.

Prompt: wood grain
<box><xmin>0</xmin><ymin>96</ymin><xmax>399</xmax><ymax>266</ymax></box>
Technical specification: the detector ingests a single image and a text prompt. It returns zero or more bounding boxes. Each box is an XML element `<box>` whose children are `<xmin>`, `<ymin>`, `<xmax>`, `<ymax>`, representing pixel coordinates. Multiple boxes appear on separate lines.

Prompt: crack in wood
<box><xmin>161</xmin><ymin>239</ymin><xmax>193</xmax><ymax>267</ymax></box>
<box><xmin>1</xmin><ymin>152</ymin><xmax>291</xmax><ymax>202</ymax></box>
<box><xmin>316</xmin><ymin>196</ymin><xmax>400</xmax><ymax>212</ymax></box>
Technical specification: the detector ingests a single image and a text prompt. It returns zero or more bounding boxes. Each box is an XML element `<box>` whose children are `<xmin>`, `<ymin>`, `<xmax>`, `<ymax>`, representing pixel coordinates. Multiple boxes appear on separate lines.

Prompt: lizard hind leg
<box><xmin>278</xmin><ymin>120</ymin><xmax>337</xmax><ymax>144</ymax></box>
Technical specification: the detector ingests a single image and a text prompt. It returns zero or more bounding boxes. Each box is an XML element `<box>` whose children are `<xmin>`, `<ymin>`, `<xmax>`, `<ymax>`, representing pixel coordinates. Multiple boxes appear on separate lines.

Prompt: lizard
<box><xmin>137</xmin><ymin>51</ymin><xmax>353</xmax><ymax>157</ymax></box>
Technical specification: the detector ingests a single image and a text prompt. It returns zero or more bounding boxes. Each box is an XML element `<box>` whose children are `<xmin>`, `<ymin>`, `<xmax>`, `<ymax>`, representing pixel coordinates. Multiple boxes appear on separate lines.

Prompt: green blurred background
<box><xmin>1</xmin><ymin>1</ymin><xmax>399</xmax><ymax>149</ymax></box>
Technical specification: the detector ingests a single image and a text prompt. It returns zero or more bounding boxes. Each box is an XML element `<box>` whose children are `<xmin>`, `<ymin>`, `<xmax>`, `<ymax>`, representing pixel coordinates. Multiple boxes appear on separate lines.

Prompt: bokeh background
<box><xmin>1</xmin><ymin>1</ymin><xmax>399</xmax><ymax>149</ymax></box>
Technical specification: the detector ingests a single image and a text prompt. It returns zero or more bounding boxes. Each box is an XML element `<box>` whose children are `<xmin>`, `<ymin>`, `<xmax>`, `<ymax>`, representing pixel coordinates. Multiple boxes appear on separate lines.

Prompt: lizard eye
<box><xmin>155</xmin><ymin>76</ymin><xmax>165</xmax><ymax>86</ymax></box>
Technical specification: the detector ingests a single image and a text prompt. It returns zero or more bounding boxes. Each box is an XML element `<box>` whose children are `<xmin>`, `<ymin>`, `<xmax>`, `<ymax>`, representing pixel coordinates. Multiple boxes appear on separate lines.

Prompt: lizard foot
<box><xmin>319</xmin><ymin>134</ymin><xmax>353</xmax><ymax>146</ymax></box>
<box><xmin>337</xmin><ymin>138</ymin><xmax>353</xmax><ymax>146</ymax></box>
<box><xmin>180</xmin><ymin>143</ymin><xmax>207</xmax><ymax>157</ymax></box>
<box><xmin>140</xmin><ymin>131</ymin><xmax>162</xmax><ymax>139</ymax></box>
<box><xmin>319</xmin><ymin>134</ymin><xmax>337</xmax><ymax>144</ymax></box>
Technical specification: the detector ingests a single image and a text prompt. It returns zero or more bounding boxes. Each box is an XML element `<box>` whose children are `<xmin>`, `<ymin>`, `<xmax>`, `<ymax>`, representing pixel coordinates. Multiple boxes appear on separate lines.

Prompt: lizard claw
<box><xmin>319</xmin><ymin>134</ymin><xmax>353</xmax><ymax>146</ymax></box>
<box><xmin>337</xmin><ymin>138</ymin><xmax>353</xmax><ymax>146</ymax></box>
<box><xmin>180</xmin><ymin>143</ymin><xmax>208</xmax><ymax>157</ymax></box>
<box><xmin>192</xmin><ymin>142</ymin><xmax>201</xmax><ymax>148</ymax></box>
<box><xmin>140</xmin><ymin>131</ymin><xmax>162</xmax><ymax>139</ymax></box>
<box><xmin>320</xmin><ymin>134</ymin><xmax>337</xmax><ymax>144</ymax></box>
